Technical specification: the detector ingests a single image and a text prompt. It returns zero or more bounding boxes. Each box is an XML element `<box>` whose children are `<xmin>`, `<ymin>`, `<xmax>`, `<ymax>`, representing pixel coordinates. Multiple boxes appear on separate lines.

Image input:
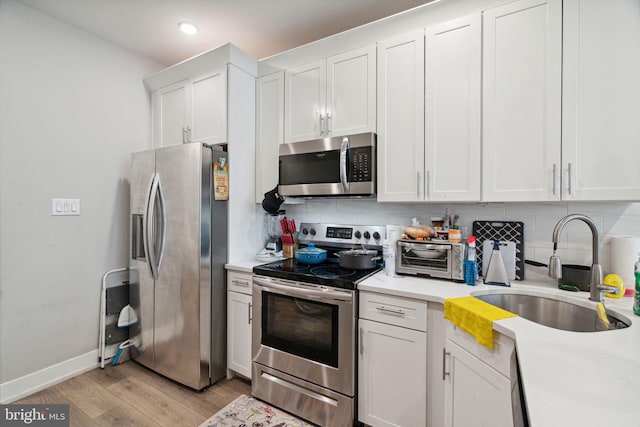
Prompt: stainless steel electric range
<box><xmin>252</xmin><ymin>223</ymin><xmax>386</xmax><ymax>427</ymax></box>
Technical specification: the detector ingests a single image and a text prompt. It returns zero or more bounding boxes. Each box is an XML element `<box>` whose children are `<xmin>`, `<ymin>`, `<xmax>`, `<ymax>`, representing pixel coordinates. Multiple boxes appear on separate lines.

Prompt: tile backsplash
<box><xmin>282</xmin><ymin>200</ymin><xmax>640</xmax><ymax>275</ymax></box>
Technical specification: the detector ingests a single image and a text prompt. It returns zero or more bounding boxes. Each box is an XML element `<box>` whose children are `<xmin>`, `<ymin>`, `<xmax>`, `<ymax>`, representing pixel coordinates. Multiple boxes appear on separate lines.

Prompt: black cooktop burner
<box><xmin>253</xmin><ymin>257</ymin><xmax>382</xmax><ymax>290</ymax></box>
<box><xmin>310</xmin><ymin>265</ymin><xmax>357</xmax><ymax>279</ymax></box>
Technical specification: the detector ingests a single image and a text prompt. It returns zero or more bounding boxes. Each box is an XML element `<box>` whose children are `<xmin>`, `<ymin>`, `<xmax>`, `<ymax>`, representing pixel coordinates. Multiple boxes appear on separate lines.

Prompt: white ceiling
<box><xmin>18</xmin><ymin>0</ymin><xmax>436</xmax><ymax>66</ymax></box>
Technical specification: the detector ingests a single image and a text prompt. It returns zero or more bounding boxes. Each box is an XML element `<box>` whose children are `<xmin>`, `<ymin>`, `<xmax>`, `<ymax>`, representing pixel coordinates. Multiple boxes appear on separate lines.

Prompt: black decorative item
<box><xmin>261</xmin><ymin>185</ymin><xmax>284</xmax><ymax>214</ymax></box>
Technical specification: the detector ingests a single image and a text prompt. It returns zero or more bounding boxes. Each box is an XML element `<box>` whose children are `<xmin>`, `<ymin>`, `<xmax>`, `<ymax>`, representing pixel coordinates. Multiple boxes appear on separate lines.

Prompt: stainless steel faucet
<box><xmin>549</xmin><ymin>213</ymin><xmax>617</xmax><ymax>302</ymax></box>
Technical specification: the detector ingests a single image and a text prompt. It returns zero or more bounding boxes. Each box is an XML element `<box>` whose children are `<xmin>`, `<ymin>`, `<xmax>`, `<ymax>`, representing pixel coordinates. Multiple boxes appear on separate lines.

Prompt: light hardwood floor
<box><xmin>15</xmin><ymin>362</ymin><xmax>251</xmax><ymax>427</ymax></box>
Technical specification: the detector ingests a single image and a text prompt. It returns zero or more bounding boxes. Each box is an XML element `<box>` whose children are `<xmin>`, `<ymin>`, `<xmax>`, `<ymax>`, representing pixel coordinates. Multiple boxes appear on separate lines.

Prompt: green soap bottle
<box><xmin>634</xmin><ymin>254</ymin><xmax>640</xmax><ymax>316</ymax></box>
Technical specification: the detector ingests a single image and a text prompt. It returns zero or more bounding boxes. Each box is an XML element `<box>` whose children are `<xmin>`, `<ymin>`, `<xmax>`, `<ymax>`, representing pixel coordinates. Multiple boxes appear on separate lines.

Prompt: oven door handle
<box><xmin>400</xmin><ymin>242</ymin><xmax>453</xmax><ymax>251</ymax></box>
<box><xmin>254</xmin><ymin>277</ymin><xmax>353</xmax><ymax>302</ymax></box>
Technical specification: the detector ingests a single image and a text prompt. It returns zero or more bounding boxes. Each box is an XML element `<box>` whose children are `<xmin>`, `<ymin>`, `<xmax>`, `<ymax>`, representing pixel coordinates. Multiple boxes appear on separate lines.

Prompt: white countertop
<box><xmin>225</xmin><ymin>260</ymin><xmax>265</xmax><ymax>273</ymax></box>
<box><xmin>358</xmin><ymin>271</ymin><xmax>640</xmax><ymax>427</ymax></box>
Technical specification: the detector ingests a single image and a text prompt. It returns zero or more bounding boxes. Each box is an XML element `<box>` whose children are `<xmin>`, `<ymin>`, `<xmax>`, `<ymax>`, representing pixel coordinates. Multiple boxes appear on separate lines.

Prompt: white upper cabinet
<box><xmin>151</xmin><ymin>67</ymin><xmax>227</xmax><ymax>147</ymax></box>
<box><xmin>152</xmin><ymin>79</ymin><xmax>190</xmax><ymax>148</ymax></box>
<box><xmin>190</xmin><ymin>69</ymin><xmax>227</xmax><ymax>145</ymax></box>
<box><xmin>255</xmin><ymin>71</ymin><xmax>284</xmax><ymax>203</ymax></box>
<box><xmin>378</xmin><ymin>15</ymin><xmax>481</xmax><ymax>203</ymax></box>
<box><xmin>285</xmin><ymin>59</ymin><xmax>325</xmax><ymax>142</ymax></box>
<box><xmin>284</xmin><ymin>45</ymin><xmax>376</xmax><ymax>143</ymax></box>
<box><xmin>482</xmin><ymin>0</ymin><xmax>562</xmax><ymax>202</ymax></box>
<box><xmin>377</xmin><ymin>32</ymin><xmax>425</xmax><ymax>202</ymax></box>
<box><xmin>425</xmin><ymin>14</ymin><xmax>481</xmax><ymax>202</ymax></box>
<box><xmin>326</xmin><ymin>47</ymin><xmax>376</xmax><ymax>137</ymax></box>
<box><xmin>562</xmin><ymin>0</ymin><xmax>640</xmax><ymax>201</ymax></box>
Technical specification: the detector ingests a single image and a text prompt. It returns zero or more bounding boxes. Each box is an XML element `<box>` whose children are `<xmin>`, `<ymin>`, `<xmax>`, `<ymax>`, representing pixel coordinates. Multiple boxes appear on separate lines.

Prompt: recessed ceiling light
<box><xmin>178</xmin><ymin>21</ymin><xmax>198</xmax><ymax>35</ymax></box>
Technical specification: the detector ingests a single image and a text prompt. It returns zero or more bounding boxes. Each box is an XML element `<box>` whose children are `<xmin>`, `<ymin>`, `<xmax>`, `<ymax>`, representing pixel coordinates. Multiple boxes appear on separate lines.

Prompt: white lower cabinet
<box><xmin>358</xmin><ymin>292</ymin><xmax>427</xmax><ymax>427</ymax></box>
<box><xmin>443</xmin><ymin>322</ymin><xmax>523</xmax><ymax>427</ymax></box>
<box><xmin>226</xmin><ymin>270</ymin><xmax>253</xmax><ymax>379</ymax></box>
<box><xmin>426</xmin><ymin>303</ymin><xmax>446</xmax><ymax>427</ymax></box>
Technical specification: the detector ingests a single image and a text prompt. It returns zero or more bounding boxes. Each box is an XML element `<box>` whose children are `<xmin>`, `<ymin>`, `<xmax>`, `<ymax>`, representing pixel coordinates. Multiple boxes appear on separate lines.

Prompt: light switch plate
<box><xmin>52</xmin><ymin>198</ymin><xmax>80</xmax><ymax>216</ymax></box>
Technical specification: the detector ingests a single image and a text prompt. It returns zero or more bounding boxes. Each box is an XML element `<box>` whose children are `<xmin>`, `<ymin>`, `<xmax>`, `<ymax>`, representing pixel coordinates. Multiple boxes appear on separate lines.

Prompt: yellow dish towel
<box><xmin>444</xmin><ymin>296</ymin><xmax>517</xmax><ymax>349</ymax></box>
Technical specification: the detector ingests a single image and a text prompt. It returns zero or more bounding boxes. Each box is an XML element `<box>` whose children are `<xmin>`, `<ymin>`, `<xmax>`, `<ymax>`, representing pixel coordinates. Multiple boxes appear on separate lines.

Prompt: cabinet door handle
<box><xmin>248</xmin><ymin>303</ymin><xmax>252</xmax><ymax>324</ymax></box>
<box><xmin>182</xmin><ymin>127</ymin><xmax>187</xmax><ymax>143</ymax></box>
<box><xmin>326</xmin><ymin>112</ymin><xmax>332</xmax><ymax>134</ymax></box>
<box><xmin>442</xmin><ymin>348</ymin><xmax>450</xmax><ymax>380</ymax></box>
<box><xmin>319</xmin><ymin>113</ymin><xmax>324</xmax><ymax>136</ymax></box>
<box><xmin>567</xmin><ymin>163</ymin><xmax>573</xmax><ymax>195</ymax></box>
<box><xmin>359</xmin><ymin>327</ymin><xmax>364</xmax><ymax>356</ymax></box>
<box><xmin>426</xmin><ymin>170</ymin><xmax>431</xmax><ymax>200</ymax></box>
<box><xmin>375</xmin><ymin>306</ymin><xmax>406</xmax><ymax>316</ymax></box>
<box><xmin>186</xmin><ymin>126</ymin><xmax>192</xmax><ymax>142</ymax></box>
<box><xmin>416</xmin><ymin>172</ymin><xmax>421</xmax><ymax>198</ymax></box>
<box><xmin>232</xmin><ymin>279</ymin><xmax>250</xmax><ymax>287</ymax></box>
<box><xmin>552</xmin><ymin>163</ymin><xmax>557</xmax><ymax>196</ymax></box>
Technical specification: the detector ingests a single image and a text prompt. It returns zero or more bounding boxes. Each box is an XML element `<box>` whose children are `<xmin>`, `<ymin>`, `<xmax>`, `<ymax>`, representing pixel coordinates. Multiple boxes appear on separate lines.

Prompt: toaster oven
<box><xmin>396</xmin><ymin>239</ymin><xmax>465</xmax><ymax>281</ymax></box>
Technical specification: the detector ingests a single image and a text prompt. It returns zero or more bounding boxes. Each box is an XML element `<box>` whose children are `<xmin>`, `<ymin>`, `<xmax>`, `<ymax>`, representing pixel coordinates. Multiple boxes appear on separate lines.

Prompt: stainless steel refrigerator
<box><xmin>128</xmin><ymin>143</ymin><xmax>228</xmax><ymax>390</ymax></box>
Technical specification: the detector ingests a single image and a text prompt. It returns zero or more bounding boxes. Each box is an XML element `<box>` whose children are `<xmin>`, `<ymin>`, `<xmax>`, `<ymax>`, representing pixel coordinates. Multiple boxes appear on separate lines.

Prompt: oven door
<box><xmin>252</xmin><ymin>276</ymin><xmax>355</xmax><ymax>396</ymax></box>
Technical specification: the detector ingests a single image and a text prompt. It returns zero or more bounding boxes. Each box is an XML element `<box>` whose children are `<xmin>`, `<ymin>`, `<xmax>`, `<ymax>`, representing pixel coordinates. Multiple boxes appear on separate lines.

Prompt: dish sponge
<box><xmin>444</xmin><ymin>296</ymin><xmax>517</xmax><ymax>349</ymax></box>
<box><xmin>596</xmin><ymin>302</ymin><xmax>610</xmax><ymax>329</ymax></box>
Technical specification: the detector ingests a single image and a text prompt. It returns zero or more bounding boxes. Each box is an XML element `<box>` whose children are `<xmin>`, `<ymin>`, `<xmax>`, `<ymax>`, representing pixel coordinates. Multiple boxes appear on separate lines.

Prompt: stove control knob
<box><xmin>301</xmin><ymin>228</ymin><xmax>309</xmax><ymax>235</ymax></box>
<box><xmin>363</xmin><ymin>231</ymin><xmax>371</xmax><ymax>240</ymax></box>
<box><xmin>373</xmin><ymin>231</ymin><xmax>381</xmax><ymax>240</ymax></box>
<box><xmin>310</xmin><ymin>228</ymin><xmax>316</xmax><ymax>236</ymax></box>
<box><xmin>354</xmin><ymin>231</ymin><xmax>362</xmax><ymax>239</ymax></box>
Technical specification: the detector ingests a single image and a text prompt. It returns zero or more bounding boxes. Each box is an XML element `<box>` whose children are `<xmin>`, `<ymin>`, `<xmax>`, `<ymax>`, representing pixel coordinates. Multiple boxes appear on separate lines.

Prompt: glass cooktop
<box><xmin>253</xmin><ymin>258</ymin><xmax>382</xmax><ymax>290</ymax></box>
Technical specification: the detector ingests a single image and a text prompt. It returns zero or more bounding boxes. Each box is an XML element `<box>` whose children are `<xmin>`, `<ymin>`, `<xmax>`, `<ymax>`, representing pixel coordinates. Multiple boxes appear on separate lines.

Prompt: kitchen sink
<box><xmin>472</xmin><ymin>290</ymin><xmax>631</xmax><ymax>332</ymax></box>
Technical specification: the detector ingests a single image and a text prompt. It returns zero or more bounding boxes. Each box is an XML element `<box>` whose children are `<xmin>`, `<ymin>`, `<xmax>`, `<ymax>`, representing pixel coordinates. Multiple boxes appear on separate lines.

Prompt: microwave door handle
<box><xmin>340</xmin><ymin>136</ymin><xmax>349</xmax><ymax>193</ymax></box>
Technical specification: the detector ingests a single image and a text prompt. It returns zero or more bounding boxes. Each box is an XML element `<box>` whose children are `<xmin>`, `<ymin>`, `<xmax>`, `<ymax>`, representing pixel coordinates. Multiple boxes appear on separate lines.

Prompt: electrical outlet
<box><xmin>52</xmin><ymin>198</ymin><xmax>80</xmax><ymax>216</ymax></box>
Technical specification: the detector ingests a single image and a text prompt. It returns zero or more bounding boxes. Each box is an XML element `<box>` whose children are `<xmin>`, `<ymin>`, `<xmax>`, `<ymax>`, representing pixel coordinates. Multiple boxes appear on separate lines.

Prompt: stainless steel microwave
<box><xmin>278</xmin><ymin>132</ymin><xmax>376</xmax><ymax>197</ymax></box>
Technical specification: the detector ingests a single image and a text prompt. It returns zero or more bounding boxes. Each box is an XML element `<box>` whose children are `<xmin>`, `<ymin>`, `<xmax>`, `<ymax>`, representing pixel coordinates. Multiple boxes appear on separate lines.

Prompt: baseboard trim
<box><xmin>0</xmin><ymin>350</ymin><xmax>99</xmax><ymax>403</ymax></box>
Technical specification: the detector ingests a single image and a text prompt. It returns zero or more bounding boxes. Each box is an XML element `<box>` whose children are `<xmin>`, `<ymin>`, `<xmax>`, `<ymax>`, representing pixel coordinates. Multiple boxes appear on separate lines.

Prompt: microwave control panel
<box><xmin>349</xmin><ymin>147</ymin><xmax>372</xmax><ymax>182</ymax></box>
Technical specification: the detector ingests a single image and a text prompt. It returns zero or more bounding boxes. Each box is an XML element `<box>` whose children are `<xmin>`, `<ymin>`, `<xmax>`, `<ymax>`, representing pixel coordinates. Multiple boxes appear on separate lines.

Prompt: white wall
<box><xmin>0</xmin><ymin>0</ymin><xmax>162</xmax><ymax>401</ymax></box>
<box><xmin>283</xmin><ymin>200</ymin><xmax>640</xmax><ymax>275</ymax></box>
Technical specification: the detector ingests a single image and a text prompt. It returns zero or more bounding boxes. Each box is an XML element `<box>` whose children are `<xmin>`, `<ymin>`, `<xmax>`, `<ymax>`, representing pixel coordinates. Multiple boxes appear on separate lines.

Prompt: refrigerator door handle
<box><xmin>146</xmin><ymin>173</ymin><xmax>162</xmax><ymax>279</ymax></box>
<box><xmin>142</xmin><ymin>174</ymin><xmax>155</xmax><ymax>278</ymax></box>
<box><xmin>155</xmin><ymin>175</ymin><xmax>167</xmax><ymax>276</ymax></box>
